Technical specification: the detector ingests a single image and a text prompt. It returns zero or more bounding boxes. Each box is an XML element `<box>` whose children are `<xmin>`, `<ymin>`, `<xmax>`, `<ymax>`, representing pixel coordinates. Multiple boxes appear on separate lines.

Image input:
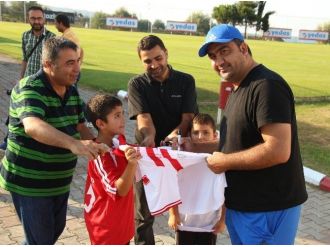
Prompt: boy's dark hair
<box><xmin>190</xmin><ymin>113</ymin><xmax>216</xmax><ymax>133</ymax></box>
<box><xmin>137</xmin><ymin>35</ymin><xmax>166</xmax><ymax>58</ymax></box>
<box><xmin>86</xmin><ymin>94</ymin><xmax>122</xmax><ymax>130</ymax></box>
<box><xmin>28</xmin><ymin>6</ymin><xmax>44</xmax><ymax>13</ymax></box>
<box><xmin>55</xmin><ymin>14</ymin><xmax>70</xmax><ymax>28</ymax></box>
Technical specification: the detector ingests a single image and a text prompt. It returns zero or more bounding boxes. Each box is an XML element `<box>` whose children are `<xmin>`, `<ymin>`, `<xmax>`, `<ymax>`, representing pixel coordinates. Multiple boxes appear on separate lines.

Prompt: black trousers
<box><xmin>176</xmin><ymin>230</ymin><xmax>217</xmax><ymax>245</ymax></box>
<box><xmin>134</xmin><ymin>180</ymin><xmax>155</xmax><ymax>245</ymax></box>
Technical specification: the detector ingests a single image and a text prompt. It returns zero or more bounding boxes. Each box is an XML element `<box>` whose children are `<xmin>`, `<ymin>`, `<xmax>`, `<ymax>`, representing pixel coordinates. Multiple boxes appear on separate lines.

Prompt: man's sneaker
<box><xmin>0</xmin><ymin>141</ymin><xmax>7</xmax><ymax>150</ymax></box>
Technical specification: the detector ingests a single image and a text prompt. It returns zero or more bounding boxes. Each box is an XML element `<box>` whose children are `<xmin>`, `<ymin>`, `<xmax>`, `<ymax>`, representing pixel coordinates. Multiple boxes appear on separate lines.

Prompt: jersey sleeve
<box><xmin>254</xmin><ymin>79</ymin><xmax>292</xmax><ymax>129</ymax></box>
<box><xmin>127</xmin><ymin>78</ymin><xmax>150</xmax><ymax>120</ymax></box>
<box><xmin>91</xmin><ymin>152</ymin><xmax>126</xmax><ymax>198</ymax></box>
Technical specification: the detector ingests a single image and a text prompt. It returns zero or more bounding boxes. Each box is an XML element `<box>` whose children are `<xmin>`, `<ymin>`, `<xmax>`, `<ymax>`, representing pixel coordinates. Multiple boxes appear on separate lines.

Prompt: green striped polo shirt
<box><xmin>0</xmin><ymin>70</ymin><xmax>85</xmax><ymax>196</ymax></box>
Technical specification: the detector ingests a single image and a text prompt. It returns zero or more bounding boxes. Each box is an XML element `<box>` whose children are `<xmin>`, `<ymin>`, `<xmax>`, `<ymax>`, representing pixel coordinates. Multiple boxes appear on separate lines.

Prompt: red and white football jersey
<box><xmin>84</xmin><ymin>136</ymin><xmax>134</xmax><ymax>245</ymax></box>
<box><xmin>119</xmin><ymin>146</ymin><xmax>226</xmax><ymax>217</ymax></box>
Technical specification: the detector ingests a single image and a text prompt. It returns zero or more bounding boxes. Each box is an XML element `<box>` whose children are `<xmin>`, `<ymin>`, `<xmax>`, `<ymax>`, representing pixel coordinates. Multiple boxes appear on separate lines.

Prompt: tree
<box><xmin>138</xmin><ymin>19</ymin><xmax>151</xmax><ymax>32</ymax></box>
<box><xmin>153</xmin><ymin>19</ymin><xmax>165</xmax><ymax>30</ymax></box>
<box><xmin>255</xmin><ymin>1</ymin><xmax>275</xmax><ymax>35</ymax></box>
<box><xmin>91</xmin><ymin>12</ymin><xmax>107</xmax><ymax>29</ymax></box>
<box><xmin>186</xmin><ymin>12</ymin><xmax>211</xmax><ymax>35</ymax></box>
<box><xmin>237</xmin><ymin>1</ymin><xmax>258</xmax><ymax>38</ymax></box>
<box><xmin>2</xmin><ymin>1</ymin><xmax>39</xmax><ymax>22</ymax></box>
<box><xmin>212</xmin><ymin>5</ymin><xmax>240</xmax><ymax>26</ymax></box>
<box><xmin>113</xmin><ymin>7</ymin><xmax>136</xmax><ymax>18</ymax></box>
<box><xmin>317</xmin><ymin>21</ymin><xmax>330</xmax><ymax>43</ymax></box>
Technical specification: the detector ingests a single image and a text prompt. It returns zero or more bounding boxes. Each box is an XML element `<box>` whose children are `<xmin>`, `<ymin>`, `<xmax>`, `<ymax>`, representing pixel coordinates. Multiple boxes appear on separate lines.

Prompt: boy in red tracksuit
<box><xmin>83</xmin><ymin>94</ymin><xmax>140</xmax><ymax>244</ymax></box>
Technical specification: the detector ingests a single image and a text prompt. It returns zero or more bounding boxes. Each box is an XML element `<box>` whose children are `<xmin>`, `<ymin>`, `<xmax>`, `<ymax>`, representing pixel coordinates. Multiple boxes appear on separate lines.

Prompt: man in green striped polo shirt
<box><xmin>0</xmin><ymin>37</ymin><xmax>107</xmax><ymax>244</ymax></box>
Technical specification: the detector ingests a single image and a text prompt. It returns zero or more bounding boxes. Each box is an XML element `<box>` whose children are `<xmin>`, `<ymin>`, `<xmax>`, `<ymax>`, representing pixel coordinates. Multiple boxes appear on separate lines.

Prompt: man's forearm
<box><xmin>20</xmin><ymin>61</ymin><xmax>27</xmax><ymax>79</ymax></box>
<box><xmin>23</xmin><ymin>117</ymin><xmax>77</xmax><ymax>151</ymax></box>
<box><xmin>77</xmin><ymin>123</ymin><xmax>94</xmax><ymax>140</ymax></box>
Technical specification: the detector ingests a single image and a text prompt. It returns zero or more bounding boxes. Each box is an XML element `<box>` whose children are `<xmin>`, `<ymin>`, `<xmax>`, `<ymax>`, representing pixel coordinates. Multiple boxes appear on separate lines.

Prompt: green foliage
<box><xmin>153</xmin><ymin>19</ymin><xmax>165</xmax><ymax>30</ymax></box>
<box><xmin>317</xmin><ymin>21</ymin><xmax>330</xmax><ymax>43</ymax></box>
<box><xmin>186</xmin><ymin>12</ymin><xmax>211</xmax><ymax>35</ymax></box>
<box><xmin>212</xmin><ymin>4</ymin><xmax>240</xmax><ymax>26</ymax></box>
<box><xmin>212</xmin><ymin>1</ymin><xmax>275</xmax><ymax>36</ymax></box>
<box><xmin>1</xmin><ymin>1</ymin><xmax>40</xmax><ymax>22</ymax></box>
<box><xmin>138</xmin><ymin>19</ymin><xmax>151</xmax><ymax>32</ymax></box>
<box><xmin>255</xmin><ymin>1</ymin><xmax>275</xmax><ymax>33</ymax></box>
<box><xmin>91</xmin><ymin>12</ymin><xmax>107</xmax><ymax>29</ymax></box>
<box><xmin>113</xmin><ymin>7</ymin><xmax>136</xmax><ymax>18</ymax></box>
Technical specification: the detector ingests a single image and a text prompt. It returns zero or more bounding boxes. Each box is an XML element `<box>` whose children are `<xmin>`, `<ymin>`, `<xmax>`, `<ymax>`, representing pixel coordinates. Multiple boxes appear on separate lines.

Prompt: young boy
<box><xmin>83</xmin><ymin>94</ymin><xmax>140</xmax><ymax>244</ymax></box>
<box><xmin>168</xmin><ymin>113</ymin><xmax>226</xmax><ymax>245</ymax></box>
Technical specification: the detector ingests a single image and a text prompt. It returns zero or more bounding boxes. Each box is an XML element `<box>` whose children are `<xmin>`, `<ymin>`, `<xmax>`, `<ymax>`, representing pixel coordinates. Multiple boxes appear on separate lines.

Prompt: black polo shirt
<box><xmin>128</xmin><ymin>66</ymin><xmax>198</xmax><ymax>146</ymax></box>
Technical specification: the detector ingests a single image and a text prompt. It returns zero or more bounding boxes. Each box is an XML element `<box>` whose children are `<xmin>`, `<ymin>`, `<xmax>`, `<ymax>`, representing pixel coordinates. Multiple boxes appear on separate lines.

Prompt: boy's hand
<box><xmin>212</xmin><ymin>218</ymin><xmax>226</xmax><ymax>234</ymax></box>
<box><xmin>168</xmin><ymin>213</ymin><xmax>181</xmax><ymax>231</ymax></box>
<box><xmin>124</xmin><ymin>146</ymin><xmax>141</xmax><ymax>164</ymax></box>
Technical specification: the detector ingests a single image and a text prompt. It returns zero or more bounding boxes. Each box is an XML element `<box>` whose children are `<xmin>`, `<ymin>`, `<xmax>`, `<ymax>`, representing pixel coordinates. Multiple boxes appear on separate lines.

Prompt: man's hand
<box><xmin>212</xmin><ymin>218</ymin><xmax>226</xmax><ymax>234</ymax></box>
<box><xmin>141</xmin><ymin>135</ymin><xmax>155</xmax><ymax>147</ymax></box>
<box><xmin>206</xmin><ymin>152</ymin><xmax>227</xmax><ymax>174</ymax></box>
<box><xmin>69</xmin><ymin>140</ymin><xmax>108</xmax><ymax>160</ymax></box>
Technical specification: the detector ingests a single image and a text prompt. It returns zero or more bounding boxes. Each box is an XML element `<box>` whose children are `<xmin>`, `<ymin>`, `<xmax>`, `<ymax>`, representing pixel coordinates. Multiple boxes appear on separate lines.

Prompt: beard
<box><xmin>31</xmin><ymin>23</ymin><xmax>44</xmax><ymax>32</ymax></box>
<box><xmin>147</xmin><ymin>65</ymin><xmax>168</xmax><ymax>81</ymax></box>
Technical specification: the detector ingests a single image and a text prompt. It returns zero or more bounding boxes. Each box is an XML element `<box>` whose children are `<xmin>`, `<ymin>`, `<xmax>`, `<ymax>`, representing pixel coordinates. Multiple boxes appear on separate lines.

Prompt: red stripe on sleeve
<box><xmin>160</xmin><ymin>149</ymin><xmax>183</xmax><ymax>171</ymax></box>
<box><xmin>146</xmin><ymin>148</ymin><xmax>164</xmax><ymax>167</ymax></box>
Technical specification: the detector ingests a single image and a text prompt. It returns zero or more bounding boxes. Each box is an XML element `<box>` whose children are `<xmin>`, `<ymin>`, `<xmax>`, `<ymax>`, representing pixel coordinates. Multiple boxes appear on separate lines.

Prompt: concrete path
<box><xmin>0</xmin><ymin>54</ymin><xmax>329</xmax><ymax>244</ymax></box>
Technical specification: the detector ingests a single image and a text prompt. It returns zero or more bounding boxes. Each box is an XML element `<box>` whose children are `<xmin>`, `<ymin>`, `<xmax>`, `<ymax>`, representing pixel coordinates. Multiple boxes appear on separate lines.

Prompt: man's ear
<box><xmin>95</xmin><ymin>119</ymin><xmax>104</xmax><ymax>130</ymax></box>
<box><xmin>43</xmin><ymin>60</ymin><xmax>52</xmax><ymax>69</ymax></box>
<box><xmin>240</xmin><ymin>42</ymin><xmax>249</xmax><ymax>56</ymax></box>
<box><xmin>214</xmin><ymin>130</ymin><xmax>219</xmax><ymax>140</ymax></box>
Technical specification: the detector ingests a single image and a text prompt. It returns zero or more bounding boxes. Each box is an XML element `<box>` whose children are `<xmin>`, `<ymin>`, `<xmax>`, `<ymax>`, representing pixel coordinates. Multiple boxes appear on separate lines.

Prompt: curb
<box><xmin>304</xmin><ymin>166</ymin><xmax>330</xmax><ymax>192</ymax></box>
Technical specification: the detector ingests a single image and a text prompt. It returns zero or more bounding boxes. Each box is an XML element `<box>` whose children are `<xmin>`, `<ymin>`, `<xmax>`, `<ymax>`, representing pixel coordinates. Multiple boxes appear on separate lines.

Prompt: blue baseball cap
<box><xmin>198</xmin><ymin>24</ymin><xmax>244</xmax><ymax>57</ymax></box>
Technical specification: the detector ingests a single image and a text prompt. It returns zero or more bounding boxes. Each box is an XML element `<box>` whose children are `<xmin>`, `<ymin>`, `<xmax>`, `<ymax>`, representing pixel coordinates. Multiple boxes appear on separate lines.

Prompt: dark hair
<box><xmin>137</xmin><ymin>35</ymin><xmax>166</xmax><ymax>58</ymax></box>
<box><xmin>28</xmin><ymin>6</ymin><xmax>44</xmax><ymax>13</ymax></box>
<box><xmin>233</xmin><ymin>38</ymin><xmax>252</xmax><ymax>56</ymax></box>
<box><xmin>190</xmin><ymin>113</ymin><xmax>216</xmax><ymax>133</ymax></box>
<box><xmin>55</xmin><ymin>14</ymin><xmax>70</xmax><ymax>28</ymax></box>
<box><xmin>86</xmin><ymin>94</ymin><xmax>122</xmax><ymax>130</ymax></box>
<box><xmin>42</xmin><ymin>37</ymin><xmax>78</xmax><ymax>63</ymax></box>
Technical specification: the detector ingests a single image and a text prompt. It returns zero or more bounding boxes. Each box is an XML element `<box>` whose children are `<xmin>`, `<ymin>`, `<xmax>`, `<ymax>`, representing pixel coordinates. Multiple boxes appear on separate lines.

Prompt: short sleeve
<box><xmin>255</xmin><ymin>79</ymin><xmax>292</xmax><ymax>129</ymax></box>
<box><xmin>12</xmin><ymin>84</ymin><xmax>46</xmax><ymax>121</ymax></box>
<box><xmin>181</xmin><ymin>75</ymin><xmax>198</xmax><ymax>113</ymax></box>
<box><xmin>128</xmin><ymin>78</ymin><xmax>150</xmax><ymax>120</ymax></box>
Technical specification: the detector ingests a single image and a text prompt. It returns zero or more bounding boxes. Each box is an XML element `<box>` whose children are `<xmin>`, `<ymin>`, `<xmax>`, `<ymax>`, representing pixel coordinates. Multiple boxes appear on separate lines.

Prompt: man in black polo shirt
<box><xmin>128</xmin><ymin>35</ymin><xmax>198</xmax><ymax>244</ymax></box>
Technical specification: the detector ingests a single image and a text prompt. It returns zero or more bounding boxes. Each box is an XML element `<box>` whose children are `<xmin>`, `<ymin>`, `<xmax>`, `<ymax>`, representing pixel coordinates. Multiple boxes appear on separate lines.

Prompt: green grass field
<box><xmin>0</xmin><ymin>21</ymin><xmax>329</xmax><ymax>175</ymax></box>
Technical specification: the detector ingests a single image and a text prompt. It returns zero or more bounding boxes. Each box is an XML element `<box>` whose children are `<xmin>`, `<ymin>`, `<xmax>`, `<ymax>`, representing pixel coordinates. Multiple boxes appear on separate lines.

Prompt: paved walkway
<box><xmin>0</xmin><ymin>54</ymin><xmax>329</xmax><ymax>245</ymax></box>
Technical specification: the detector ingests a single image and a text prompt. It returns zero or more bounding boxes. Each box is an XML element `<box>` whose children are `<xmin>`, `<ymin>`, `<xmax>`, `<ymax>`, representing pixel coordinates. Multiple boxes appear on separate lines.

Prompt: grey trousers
<box><xmin>134</xmin><ymin>180</ymin><xmax>155</xmax><ymax>245</ymax></box>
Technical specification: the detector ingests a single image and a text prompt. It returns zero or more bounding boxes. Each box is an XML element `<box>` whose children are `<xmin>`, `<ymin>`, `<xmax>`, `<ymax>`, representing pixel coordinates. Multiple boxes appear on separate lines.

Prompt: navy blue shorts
<box><xmin>226</xmin><ymin>205</ymin><xmax>302</xmax><ymax>244</ymax></box>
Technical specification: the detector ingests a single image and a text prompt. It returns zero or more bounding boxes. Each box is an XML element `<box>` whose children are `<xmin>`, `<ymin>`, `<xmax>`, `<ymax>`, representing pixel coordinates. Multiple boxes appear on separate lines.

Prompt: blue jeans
<box><xmin>11</xmin><ymin>191</ymin><xmax>70</xmax><ymax>245</ymax></box>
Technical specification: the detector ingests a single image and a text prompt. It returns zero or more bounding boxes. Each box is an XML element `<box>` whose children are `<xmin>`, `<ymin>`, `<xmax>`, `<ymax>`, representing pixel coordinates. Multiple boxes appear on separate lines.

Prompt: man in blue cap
<box><xmin>198</xmin><ymin>24</ymin><xmax>308</xmax><ymax>244</ymax></box>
